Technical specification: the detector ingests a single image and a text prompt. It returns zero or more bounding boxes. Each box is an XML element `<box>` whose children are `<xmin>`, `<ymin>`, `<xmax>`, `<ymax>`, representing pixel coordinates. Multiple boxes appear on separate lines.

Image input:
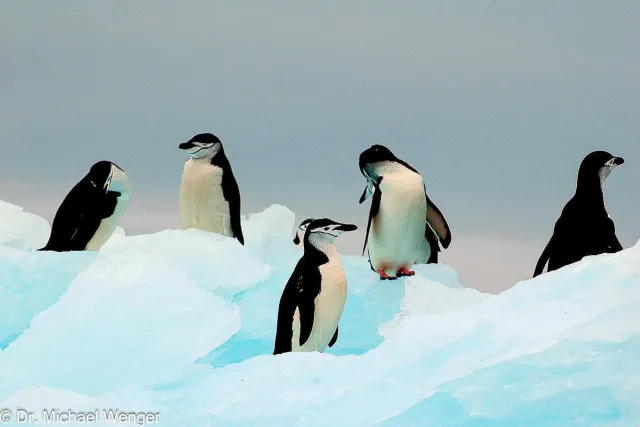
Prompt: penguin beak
<box><xmin>179</xmin><ymin>142</ymin><xmax>195</xmax><ymax>150</ymax></box>
<box><xmin>293</xmin><ymin>236</ymin><xmax>300</xmax><ymax>245</ymax></box>
<box><xmin>335</xmin><ymin>223</ymin><xmax>358</xmax><ymax>232</ymax></box>
<box><xmin>613</xmin><ymin>157</ymin><xmax>625</xmax><ymax>166</ymax></box>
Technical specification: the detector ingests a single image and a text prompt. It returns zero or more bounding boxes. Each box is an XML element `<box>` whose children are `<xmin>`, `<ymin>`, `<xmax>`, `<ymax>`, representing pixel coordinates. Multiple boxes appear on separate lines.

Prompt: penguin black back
<box><xmin>533</xmin><ymin>151</ymin><xmax>625</xmax><ymax>277</ymax></box>
<box><xmin>210</xmin><ymin>143</ymin><xmax>244</xmax><ymax>245</ymax></box>
<box><xmin>40</xmin><ymin>161</ymin><xmax>124</xmax><ymax>252</ymax></box>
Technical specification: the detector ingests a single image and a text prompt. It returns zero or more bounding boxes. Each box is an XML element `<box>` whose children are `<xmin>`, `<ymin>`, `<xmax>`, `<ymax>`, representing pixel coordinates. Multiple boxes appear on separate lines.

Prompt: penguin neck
<box><xmin>209</xmin><ymin>147</ymin><xmax>230</xmax><ymax>170</ymax></box>
<box><xmin>575</xmin><ymin>173</ymin><xmax>606</xmax><ymax>209</ymax></box>
<box><xmin>189</xmin><ymin>147</ymin><xmax>229</xmax><ymax>169</ymax></box>
<box><xmin>303</xmin><ymin>238</ymin><xmax>338</xmax><ymax>265</ymax></box>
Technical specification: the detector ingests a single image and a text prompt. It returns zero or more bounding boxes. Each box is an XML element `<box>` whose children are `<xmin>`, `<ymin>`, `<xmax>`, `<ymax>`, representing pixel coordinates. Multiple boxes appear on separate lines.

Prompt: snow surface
<box><xmin>0</xmin><ymin>198</ymin><xmax>638</xmax><ymax>426</ymax></box>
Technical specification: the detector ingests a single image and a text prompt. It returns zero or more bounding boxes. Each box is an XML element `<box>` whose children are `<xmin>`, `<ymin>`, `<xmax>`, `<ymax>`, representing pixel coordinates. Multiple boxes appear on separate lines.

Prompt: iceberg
<box><xmin>0</xmin><ymin>199</ymin><xmax>638</xmax><ymax>426</ymax></box>
<box><xmin>0</xmin><ymin>200</ymin><xmax>50</xmax><ymax>250</ymax></box>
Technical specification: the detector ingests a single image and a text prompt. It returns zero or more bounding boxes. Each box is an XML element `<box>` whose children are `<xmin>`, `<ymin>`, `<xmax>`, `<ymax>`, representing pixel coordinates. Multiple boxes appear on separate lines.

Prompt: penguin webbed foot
<box><xmin>397</xmin><ymin>267</ymin><xmax>415</xmax><ymax>277</ymax></box>
<box><xmin>376</xmin><ymin>270</ymin><xmax>397</xmax><ymax>281</ymax></box>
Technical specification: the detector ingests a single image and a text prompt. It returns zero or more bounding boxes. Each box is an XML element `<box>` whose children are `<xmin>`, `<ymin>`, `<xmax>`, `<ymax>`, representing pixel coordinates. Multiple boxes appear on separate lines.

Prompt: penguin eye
<box><xmin>324</xmin><ymin>227</ymin><xmax>329</xmax><ymax>231</ymax></box>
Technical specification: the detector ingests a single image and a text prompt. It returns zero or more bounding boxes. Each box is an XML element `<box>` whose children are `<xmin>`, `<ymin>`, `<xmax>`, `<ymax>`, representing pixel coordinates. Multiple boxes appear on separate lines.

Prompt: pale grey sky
<box><xmin>1</xmin><ymin>1</ymin><xmax>638</xmax><ymax>292</ymax></box>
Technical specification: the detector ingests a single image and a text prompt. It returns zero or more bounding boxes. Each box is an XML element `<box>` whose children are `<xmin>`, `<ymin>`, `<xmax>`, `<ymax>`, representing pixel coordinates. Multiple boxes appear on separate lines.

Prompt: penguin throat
<box><xmin>305</xmin><ymin>236</ymin><xmax>338</xmax><ymax>257</ymax></box>
<box><xmin>302</xmin><ymin>241</ymin><xmax>331</xmax><ymax>264</ymax></box>
<box><xmin>189</xmin><ymin>144</ymin><xmax>222</xmax><ymax>160</ymax></box>
<box><xmin>598</xmin><ymin>166</ymin><xmax>613</xmax><ymax>188</ymax></box>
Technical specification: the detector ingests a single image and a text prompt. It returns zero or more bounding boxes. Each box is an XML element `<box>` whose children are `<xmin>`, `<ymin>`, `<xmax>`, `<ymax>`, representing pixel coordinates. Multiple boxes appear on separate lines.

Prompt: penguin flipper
<box><xmin>362</xmin><ymin>178</ymin><xmax>382</xmax><ymax>256</ymax></box>
<box><xmin>328</xmin><ymin>326</ymin><xmax>338</xmax><ymax>347</ymax></box>
<box><xmin>99</xmin><ymin>191</ymin><xmax>121</xmax><ymax>219</ymax></box>
<box><xmin>70</xmin><ymin>188</ymin><xmax>114</xmax><ymax>250</ymax></box>
<box><xmin>425</xmin><ymin>193</ymin><xmax>451</xmax><ymax>249</ymax></box>
<box><xmin>229</xmin><ymin>199</ymin><xmax>244</xmax><ymax>246</ymax></box>
<box><xmin>424</xmin><ymin>224</ymin><xmax>440</xmax><ymax>264</ymax></box>
<box><xmin>604</xmin><ymin>217</ymin><xmax>623</xmax><ymax>252</ymax></box>
<box><xmin>533</xmin><ymin>235</ymin><xmax>554</xmax><ymax>277</ymax></box>
<box><xmin>298</xmin><ymin>297</ymin><xmax>316</xmax><ymax>346</ymax></box>
<box><xmin>609</xmin><ymin>235</ymin><xmax>623</xmax><ymax>252</ymax></box>
<box><xmin>274</xmin><ymin>261</ymin><xmax>305</xmax><ymax>354</ymax></box>
<box><xmin>220</xmin><ymin>166</ymin><xmax>245</xmax><ymax>245</ymax></box>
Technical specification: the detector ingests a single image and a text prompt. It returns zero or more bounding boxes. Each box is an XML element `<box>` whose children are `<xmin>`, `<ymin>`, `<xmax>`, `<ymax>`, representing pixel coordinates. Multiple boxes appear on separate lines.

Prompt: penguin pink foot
<box><xmin>376</xmin><ymin>270</ymin><xmax>397</xmax><ymax>281</ymax></box>
<box><xmin>397</xmin><ymin>267</ymin><xmax>415</xmax><ymax>277</ymax></box>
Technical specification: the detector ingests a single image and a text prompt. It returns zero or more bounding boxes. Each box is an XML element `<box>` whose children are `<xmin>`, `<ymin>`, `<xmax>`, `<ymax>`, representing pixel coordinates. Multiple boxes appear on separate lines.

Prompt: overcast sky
<box><xmin>1</xmin><ymin>1</ymin><xmax>638</xmax><ymax>293</ymax></box>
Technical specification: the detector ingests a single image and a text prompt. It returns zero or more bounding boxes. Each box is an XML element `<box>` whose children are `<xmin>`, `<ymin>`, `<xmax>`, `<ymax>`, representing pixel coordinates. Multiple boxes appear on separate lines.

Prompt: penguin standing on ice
<box><xmin>274</xmin><ymin>218</ymin><xmax>357</xmax><ymax>354</ymax></box>
<box><xmin>179</xmin><ymin>133</ymin><xmax>244</xmax><ymax>244</ymax></box>
<box><xmin>359</xmin><ymin>145</ymin><xmax>451</xmax><ymax>280</ymax></box>
<box><xmin>293</xmin><ymin>218</ymin><xmax>314</xmax><ymax>249</ymax></box>
<box><xmin>534</xmin><ymin>150</ymin><xmax>625</xmax><ymax>277</ymax></box>
<box><xmin>40</xmin><ymin>161</ymin><xmax>131</xmax><ymax>252</ymax></box>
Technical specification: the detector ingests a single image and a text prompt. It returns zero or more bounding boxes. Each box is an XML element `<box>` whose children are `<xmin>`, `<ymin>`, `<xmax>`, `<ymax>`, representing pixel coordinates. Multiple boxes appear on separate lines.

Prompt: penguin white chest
<box><xmin>369</xmin><ymin>170</ymin><xmax>427</xmax><ymax>272</ymax></box>
<box><xmin>86</xmin><ymin>193</ymin><xmax>130</xmax><ymax>251</ymax></box>
<box><xmin>179</xmin><ymin>158</ymin><xmax>232</xmax><ymax>236</ymax></box>
<box><xmin>292</xmin><ymin>255</ymin><xmax>347</xmax><ymax>353</ymax></box>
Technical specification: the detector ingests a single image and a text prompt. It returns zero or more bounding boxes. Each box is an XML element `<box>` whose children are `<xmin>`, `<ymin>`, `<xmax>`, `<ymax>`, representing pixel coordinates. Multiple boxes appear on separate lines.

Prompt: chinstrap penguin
<box><xmin>39</xmin><ymin>161</ymin><xmax>131</xmax><ymax>252</ymax></box>
<box><xmin>359</xmin><ymin>144</ymin><xmax>451</xmax><ymax>280</ymax></box>
<box><xmin>274</xmin><ymin>218</ymin><xmax>357</xmax><ymax>355</ymax></box>
<box><xmin>293</xmin><ymin>218</ymin><xmax>314</xmax><ymax>249</ymax></box>
<box><xmin>533</xmin><ymin>150</ymin><xmax>625</xmax><ymax>277</ymax></box>
<box><xmin>179</xmin><ymin>133</ymin><xmax>244</xmax><ymax>245</ymax></box>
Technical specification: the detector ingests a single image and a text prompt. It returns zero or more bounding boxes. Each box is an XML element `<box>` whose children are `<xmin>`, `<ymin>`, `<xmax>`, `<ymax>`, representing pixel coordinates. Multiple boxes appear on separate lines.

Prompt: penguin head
<box><xmin>358</xmin><ymin>144</ymin><xmax>399</xmax><ymax>180</ymax></box>
<box><xmin>293</xmin><ymin>218</ymin><xmax>314</xmax><ymax>246</ymax></box>
<box><xmin>87</xmin><ymin>161</ymin><xmax>130</xmax><ymax>194</ymax></box>
<box><xmin>304</xmin><ymin>218</ymin><xmax>358</xmax><ymax>245</ymax></box>
<box><xmin>578</xmin><ymin>150</ymin><xmax>625</xmax><ymax>188</ymax></box>
<box><xmin>179</xmin><ymin>133</ymin><xmax>223</xmax><ymax>159</ymax></box>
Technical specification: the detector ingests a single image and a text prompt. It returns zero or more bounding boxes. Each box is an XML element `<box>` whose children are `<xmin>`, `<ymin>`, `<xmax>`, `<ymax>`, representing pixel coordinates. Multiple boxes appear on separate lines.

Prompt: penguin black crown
<box><xmin>534</xmin><ymin>150</ymin><xmax>625</xmax><ymax>277</ymax></box>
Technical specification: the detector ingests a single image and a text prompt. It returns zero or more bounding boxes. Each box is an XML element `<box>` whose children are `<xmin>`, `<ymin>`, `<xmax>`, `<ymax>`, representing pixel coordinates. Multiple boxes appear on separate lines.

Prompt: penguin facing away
<box><xmin>293</xmin><ymin>218</ymin><xmax>314</xmax><ymax>249</ymax></box>
<box><xmin>179</xmin><ymin>133</ymin><xmax>244</xmax><ymax>245</ymax></box>
<box><xmin>533</xmin><ymin>150</ymin><xmax>625</xmax><ymax>277</ymax></box>
<box><xmin>39</xmin><ymin>161</ymin><xmax>131</xmax><ymax>252</ymax></box>
<box><xmin>274</xmin><ymin>218</ymin><xmax>358</xmax><ymax>355</ymax></box>
<box><xmin>358</xmin><ymin>145</ymin><xmax>451</xmax><ymax>280</ymax></box>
